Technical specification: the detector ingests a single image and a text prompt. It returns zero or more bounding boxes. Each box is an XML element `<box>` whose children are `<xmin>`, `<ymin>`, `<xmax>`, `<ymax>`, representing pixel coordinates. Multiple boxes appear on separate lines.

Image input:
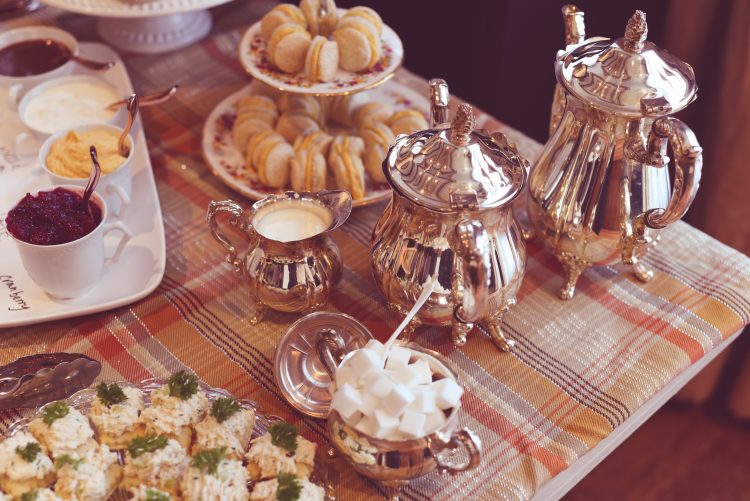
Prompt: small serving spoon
<box><xmin>72</xmin><ymin>55</ymin><xmax>116</xmax><ymax>71</ymax></box>
<box><xmin>118</xmin><ymin>93</ymin><xmax>139</xmax><ymax>158</ymax></box>
<box><xmin>106</xmin><ymin>84</ymin><xmax>178</xmax><ymax>112</ymax></box>
<box><xmin>82</xmin><ymin>146</ymin><xmax>102</xmax><ymax>215</ymax></box>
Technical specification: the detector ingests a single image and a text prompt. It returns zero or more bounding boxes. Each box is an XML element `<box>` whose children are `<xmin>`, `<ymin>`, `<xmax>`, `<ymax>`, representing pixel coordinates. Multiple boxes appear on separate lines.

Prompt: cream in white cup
<box><xmin>40</xmin><ymin>124</ymin><xmax>133</xmax><ymax>218</ymax></box>
<box><xmin>6</xmin><ymin>186</ymin><xmax>132</xmax><ymax>299</ymax></box>
<box><xmin>15</xmin><ymin>75</ymin><xmax>122</xmax><ymax>155</ymax></box>
<box><xmin>0</xmin><ymin>26</ymin><xmax>78</xmax><ymax>98</ymax></box>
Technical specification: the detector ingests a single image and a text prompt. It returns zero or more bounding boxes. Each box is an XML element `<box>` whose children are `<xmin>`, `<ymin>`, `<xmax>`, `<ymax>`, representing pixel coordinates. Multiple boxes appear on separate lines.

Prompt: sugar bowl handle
<box><xmin>207</xmin><ymin>200</ymin><xmax>250</xmax><ymax>272</ymax></box>
<box><xmin>430</xmin><ymin>428</ymin><xmax>482</xmax><ymax>474</ymax></box>
<box><xmin>315</xmin><ymin>328</ymin><xmax>347</xmax><ymax>377</ymax></box>
<box><xmin>636</xmin><ymin>117</ymin><xmax>703</xmax><ymax>236</ymax></box>
<box><xmin>453</xmin><ymin>219</ymin><xmax>492</xmax><ymax>324</ymax></box>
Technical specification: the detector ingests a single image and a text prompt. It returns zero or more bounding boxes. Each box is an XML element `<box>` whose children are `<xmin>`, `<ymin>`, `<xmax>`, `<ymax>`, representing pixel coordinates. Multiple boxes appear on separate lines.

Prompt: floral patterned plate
<box><xmin>201</xmin><ymin>79</ymin><xmax>429</xmax><ymax>208</ymax></box>
<box><xmin>238</xmin><ymin>9</ymin><xmax>404</xmax><ymax>96</ymax></box>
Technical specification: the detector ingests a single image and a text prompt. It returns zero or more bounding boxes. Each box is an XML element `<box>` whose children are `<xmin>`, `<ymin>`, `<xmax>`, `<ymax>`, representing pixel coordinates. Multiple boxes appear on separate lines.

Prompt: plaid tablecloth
<box><xmin>2</xmin><ymin>4</ymin><xmax>750</xmax><ymax>500</ymax></box>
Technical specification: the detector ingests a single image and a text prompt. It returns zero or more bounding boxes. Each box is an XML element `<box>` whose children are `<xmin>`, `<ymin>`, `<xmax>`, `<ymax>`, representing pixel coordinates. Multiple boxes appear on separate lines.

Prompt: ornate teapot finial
<box><xmin>450</xmin><ymin>104</ymin><xmax>475</xmax><ymax>146</ymax></box>
<box><xmin>624</xmin><ymin>10</ymin><xmax>648</xmax><ymax>51</ymax></box>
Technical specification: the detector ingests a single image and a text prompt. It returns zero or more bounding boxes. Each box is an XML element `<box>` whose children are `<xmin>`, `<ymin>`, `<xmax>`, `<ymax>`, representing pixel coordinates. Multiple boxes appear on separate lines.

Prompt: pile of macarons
<box><xmin>231</xmin><ymin>86</ymin><xmax>429</xmax><ymax>199</ymax></box>
<box><xmin>260</xmin><ymin>0</ymin><xmax>385</xmax><ymax>81</ymax></box>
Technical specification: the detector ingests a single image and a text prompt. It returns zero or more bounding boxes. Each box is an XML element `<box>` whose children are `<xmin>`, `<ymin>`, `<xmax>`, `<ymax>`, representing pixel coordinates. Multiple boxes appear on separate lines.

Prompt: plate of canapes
<box><xmin>202</xmin><ymin>80</ymin><xmax>429</xmax><ymax>207</ymax></box>
<box><xmin>238</xmin><ymin>1</ymin><xmax>404</xmax><ymax>95</ymax></box>
<box><xmin>1</xmin><ymin>372</ymin><xmax>329</xmax><ymax>500</ymax></box>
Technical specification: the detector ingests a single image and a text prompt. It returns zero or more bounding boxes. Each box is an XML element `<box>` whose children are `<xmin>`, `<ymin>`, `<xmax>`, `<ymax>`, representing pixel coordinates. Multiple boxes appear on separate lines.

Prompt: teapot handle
<box><xmin>635</xmin><ymin>117</ymin><xmax>703</xmax><ymax>236</ymax></box>
<box><xmin>206</xmin><ymin>200</ymin><xmax>251</xmax><ymax>272</ymax></box>
<box><xmin>430</xmin><ymin>428</ymin><xmax>482</xmax><ymax>474</ymax></box>
<box><xmin>453</xmin><ymin>219</ymin><xmax>492</xmax><ymax>324</ymax></box>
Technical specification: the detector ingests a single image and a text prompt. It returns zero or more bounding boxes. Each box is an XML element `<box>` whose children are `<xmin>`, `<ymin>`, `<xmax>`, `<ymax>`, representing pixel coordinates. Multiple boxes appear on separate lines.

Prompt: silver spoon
<box><xmin>82</xmin><ymin>145</ymin><xmax>102</xmax><ymax>215</ymax></box>
<box><xmin>119</xmin><ymin>94</ymin><xmax>139</xmax><ymax>158</ymax></box>
<box><xmin>106</xmin><ymin>84</ymin><xmax>178</xmax><ymax>112</ymax></box>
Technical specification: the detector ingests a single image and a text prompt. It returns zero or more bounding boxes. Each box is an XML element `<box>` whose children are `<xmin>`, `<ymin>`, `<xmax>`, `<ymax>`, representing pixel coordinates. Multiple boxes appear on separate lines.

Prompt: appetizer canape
<box><xmin>0</xmin><ymin>432</ymin><xmax>55</xmax><ymax>498</ymax></box>
<box><xmin>12</xmin><ymin>488</ymin><xmax>63</xmax><ymax>501</ymax></box>
<box><xmin>89</xmin><ymin>382</ymin><xmax>145</xmax><ymax>450</ymax></box>
<box><xmin>122</xmin><ymin>434</ymin><xmax>190</xmax><ymax>497</ymax></box>
<box><xmin>139</xmin><ymin>371</ymin><xmax>208</xmax><ymax>449</ymax></box>
<box><xmin>245</xmin><ymin>422</ymin><xmax>316</xmax><ymax>481</ymax></box>
<box><xmin>28</xmin><ymin>401</ymin><xmax>96</xmax><ymax>459</ymax></box>
<box><xmin>180</xmin><ymin>447</ymin><xmax>249</xmax><ymax>501</ymax></box>
<box><xmin>249</xmin><ymin>472</ymin><xmax>324</xmax><ymax>501</ymax></box>
<box><xmin>193</xmin><ymin>397</ymin><xmax>255</xmax><ymax>459</ymax></box>
<box><xmin>53</xmin><ymin>444</ymin><xmax>121</xmax><ymax>501</ymax></box>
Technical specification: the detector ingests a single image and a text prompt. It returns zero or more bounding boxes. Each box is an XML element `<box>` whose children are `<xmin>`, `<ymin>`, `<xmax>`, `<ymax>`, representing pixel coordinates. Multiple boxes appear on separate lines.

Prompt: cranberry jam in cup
<box><xmin>5</xmin><ymin>187</ymin><xmax>102</xmax><ymax>245</ymax></box>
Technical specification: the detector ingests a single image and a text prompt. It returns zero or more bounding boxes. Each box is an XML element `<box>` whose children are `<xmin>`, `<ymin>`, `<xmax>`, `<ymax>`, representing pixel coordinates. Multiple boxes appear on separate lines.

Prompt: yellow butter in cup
<box><xmin>46</xmin><ymin>129</ymin><xmax>129</xmax><ymax>178</ymax></box>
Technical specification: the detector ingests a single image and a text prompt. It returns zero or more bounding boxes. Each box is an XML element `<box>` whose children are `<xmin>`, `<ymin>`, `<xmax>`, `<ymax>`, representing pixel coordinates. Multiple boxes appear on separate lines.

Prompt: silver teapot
<box><xmin>370</xmin><ymin>79</ymin><xmax>529</xmax><ymax>351</ymax></box>
<box><xmin>528</xmin><ymin>9</ymin><xmax>703</xmax><ymax>299</ymax></box>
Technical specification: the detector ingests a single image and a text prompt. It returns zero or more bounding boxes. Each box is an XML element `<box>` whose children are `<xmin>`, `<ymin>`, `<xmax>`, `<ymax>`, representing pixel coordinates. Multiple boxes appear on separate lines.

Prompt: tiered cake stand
<box><xmin>39</xmin><ymin>0</ymin><xmax>234</xmax><ymax>54</ymax></box>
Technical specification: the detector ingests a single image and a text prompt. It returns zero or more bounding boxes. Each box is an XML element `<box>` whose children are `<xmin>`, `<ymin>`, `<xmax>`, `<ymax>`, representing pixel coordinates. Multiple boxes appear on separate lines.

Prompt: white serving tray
<box><xmin>0</xmin><ymin>42</ymin><xmax>166</xmax><ymax>328</ymax></box>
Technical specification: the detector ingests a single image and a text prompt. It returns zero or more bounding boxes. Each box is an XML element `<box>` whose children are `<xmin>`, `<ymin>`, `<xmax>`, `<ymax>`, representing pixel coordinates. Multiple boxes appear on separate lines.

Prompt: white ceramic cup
<box><xmin>0</xmin><ymin>26</ymin><xmax>78</xmax><ymax>100</ymax></box>
<box><xmin>40</xmin><ymin>124</ymin><xmax>133</xmax><ymax>218</ymax></box>
<box><xmin>7</xmin><ymin>185</ymin><xmax>132</xmax><ymax>299</ymax></box>
<box><xmin>14</xmin><ymin>75</ymin><xmax>123</xmax><ymax>156</ymax></box>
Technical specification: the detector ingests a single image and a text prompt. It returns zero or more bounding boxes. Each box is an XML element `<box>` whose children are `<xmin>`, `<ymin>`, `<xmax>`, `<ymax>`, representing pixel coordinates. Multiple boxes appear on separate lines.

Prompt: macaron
<box><xmin>236</xmin><ymin>96</ymin><xmax>279</xmax><ymax>127</ymax></box>
<box><xmin>290</xmin><ymin>148</ymin><xmax>328</xmax><ymax>192</ymax></box>
<box><xmin>277</xmin><ymin>94</ymin><xmax>324</xmax><ymax>123</ymax></box>
<box><xmin>342</xmin><ymin>6</ymin><xmax>383</xmax><ymax>36</ymax></box>
<box><xmin>324</xmin><ymin>92</ymin><xmax>370</xmax><ymax>127</ymax></box>
<box><xmin>276</xmin><ymin>110</ymin><xmax>321</xmax><ymax>143</ymax></box>
<box><xmin>353</xmin><ymin>101</ymin><xmax>393</xmax><ymax>129</ymax></box>
<box><xmin>244</xmin><ymin>129</ymin><xmax>279</xmax><ymax>179</ymax></box>
<box><xmin>333</xmin><ymin>18</ymin><xmax>380</xmax><ymax>72</ymax></box>
<box><xmin>232</xmin><ymin>117</ymin><xmax>273</xmax><ymax>153</ymax></box>
<box><xmin>293</xmin><ymin>130</ymin><xmax>334</xmax><ymax>157</ymax></box>
<box><xmin>359</xmin><ymin>121</ymin><xmax>394</xmax><ymax>184</ymax></box>
<box><xmin>260</xmin><ymin>4</ymin><xmax>307</xmax><ymax>41</ymax></box>
<box><xmin>267</xmin><ymin>23</ymin><xmax>312</xmax><ymax>74</ymax></box>
<box><xmin>329</xmin><ymin>135</ymin><xmax>366</xmax><ymax>200</ymax></box>
<box><xmin>388</xmin><ymin>109</ymin><xmax>429</xmax><ymax>136</ymax></box>
<box><xmin>305</xmin><ymin>36</ymin><xmax>339</xmax><ymax>83</ymax></box>
<box><xmin>300</xmin><ymin>0</ymin><xmax>339</xmax><ymax>37</ymax></box>
<box><xmin>252</xmin><ymin>133</ymin><xmax>294</xmax><ymax>188</ymax></box>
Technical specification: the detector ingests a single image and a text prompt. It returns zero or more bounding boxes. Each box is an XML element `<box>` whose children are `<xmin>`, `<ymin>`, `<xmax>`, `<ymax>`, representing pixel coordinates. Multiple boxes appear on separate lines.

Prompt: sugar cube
<box><xmin>433</xmin><ymin>378</ymin><xmax>463</xmax><ymax>410</ymax></box>
<box><xmin>359</xmin><ymin>392</ymin><xmax>380</xmax><ymax>416</ymax></box>
<box><xmin>364</xmin><ymin>339</ymin><xmax>386</xmax><ymax>358</ymax></box>
<box><xmin>355</xmin><ymin>415</ymin><xmax>378</xmax><ymax>436</ymax></box>
<box><xmin>349</xmin><ymin>348</ymin><xmax>383</xmax><ymax>380</ymax></box>
<box><xmin>390</xmin><ymin>364</ymin><xmax>419</xmax><ymax>386</ymax></box>
<box><xmin>423</xmin><ymin>410</ymin><xmax>447</xmax><ymax>434</ymax></box>
<box><xmin>335</xmin><ymin>365</ymin><xmax>359</xmax><ymax>389</ymax></box>
<box><xmin>369</xmin><ymin>373</ymin><xmax>396</xmax><ymax>398</ymax></box>
<box><xmin>331</xmin><ymin>383</ymin><xmax>363</xmax><ymax>420</ymax></box>
<box><xmin>382</xmin><ymin>384</ymin><xmax>414</xmax><ymax>416</ymax></box>
<box><xmin>372</xmin><ymin>409</ymin><xmax>399</xmax><ymax>439</ymax></box>
<box><xmin>384</xmin><ymin>346</ymin><xmax>411</xmax><ymax>370</ymax></box>
<box><xmin>411</xmin><ymin>359</ymin><xmax>433</xmax><ymax>385</ymax></box>
<box><xmin>347</xmin><ymin>412</ymin><xmax>364</xmax><ymax>427</ymax></box>
<box><xmin>398</xmin><ymin>409</ymin><xmax>426</xmax><ymax>437</ymax></box>
<box><xmin>408</xmin><ymin>390</ymin><xmax>437</xmax><ymax>413</ymax></box>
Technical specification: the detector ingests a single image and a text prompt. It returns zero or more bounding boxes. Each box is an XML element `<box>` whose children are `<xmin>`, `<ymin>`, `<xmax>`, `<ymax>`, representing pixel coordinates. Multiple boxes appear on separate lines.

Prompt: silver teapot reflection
<box><xmin>370</xmin><ymin>79</ymin><xmax>529</xmax><ymax>351</ymax></box>
<box><xmin>528</xmin><ymin>9</ymin><xmax>703</xmax><ymax>299</ymax></box>
<box><xmin>207</xmin><ymin>191</ymin><xmax>351</xmax><ymax>322</ymax></box>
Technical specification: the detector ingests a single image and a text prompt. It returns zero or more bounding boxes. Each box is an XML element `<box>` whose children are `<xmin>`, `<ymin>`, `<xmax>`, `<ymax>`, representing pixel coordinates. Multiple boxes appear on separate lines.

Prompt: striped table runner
<box><xmin>2</xmin><ymin>4</ymin><xmax>750</xmax><ymax>500</ymax></box>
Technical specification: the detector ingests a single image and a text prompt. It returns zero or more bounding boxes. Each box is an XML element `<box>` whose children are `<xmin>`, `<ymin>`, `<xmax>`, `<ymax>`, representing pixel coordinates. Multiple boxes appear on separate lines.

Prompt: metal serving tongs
<box><xmin>0</xmin><ymin>353</ymin><xmax>101</xmax><ymax>410</ymax></box>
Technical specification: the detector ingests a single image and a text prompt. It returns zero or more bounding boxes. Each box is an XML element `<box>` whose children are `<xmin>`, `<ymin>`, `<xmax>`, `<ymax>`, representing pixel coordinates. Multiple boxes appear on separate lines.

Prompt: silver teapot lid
<box><xmin>556</xmin><ymin>10</ymin><xmax>697</xmax><ymax>116</ymax></box>
<box><xmin>384</xmin><ymin>79</ymin><xmax>527</xmax><ymax>213</ymax></box>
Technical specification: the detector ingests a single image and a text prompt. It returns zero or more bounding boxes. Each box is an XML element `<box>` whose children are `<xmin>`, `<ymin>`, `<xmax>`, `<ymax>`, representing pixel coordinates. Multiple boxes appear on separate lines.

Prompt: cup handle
<box><xmin>107</xmin><ymin>185</ymin><xmax>131</xmax><ymax>217</ymax></box>
<box><xmin>315</xmin><ymin>328</ymin><xmax>347</xmax><ymax>377</ymax></box>
<box><xmin>102</xmin><ymin>221</ymin><xmax>132</xmax><ymax>265</ymax></box>
<box><xmin>429</xmin><ymin>428</ymin><xmax>482</xmax><ymax>474</ymax></box>
<box><xmin>7</xmin><ymin>84</ymin><xmax>22</xmax><ymax>111</ymax></box>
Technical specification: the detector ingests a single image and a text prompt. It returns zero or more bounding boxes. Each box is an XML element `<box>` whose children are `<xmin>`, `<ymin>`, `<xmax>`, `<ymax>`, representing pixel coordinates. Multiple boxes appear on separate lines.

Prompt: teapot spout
<box><xmin>428</xmin><ymin>78</ymin><xmax>450</xmax><ymax>127</ymax></box>
<box><xmin>562</xmin><ymin>4</ymin><xmax>586</xmax><ymax>47</ymax></box>
<box><xmin>316</xmin><ymin>190</ymin><xmax>352</xmax><ymax>231</ymax></box>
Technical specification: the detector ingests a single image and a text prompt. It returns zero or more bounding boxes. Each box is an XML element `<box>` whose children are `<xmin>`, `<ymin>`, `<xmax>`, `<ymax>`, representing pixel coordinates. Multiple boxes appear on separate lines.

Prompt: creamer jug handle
<box><xmin>636</xmin><ymin>117</ymin><xmax>703</xmax><ymax>235</ymax></box>
<box><xmin>206</xmin><ymin>200</ymin><xmax>251</xmax><ymax>272</ymax></box>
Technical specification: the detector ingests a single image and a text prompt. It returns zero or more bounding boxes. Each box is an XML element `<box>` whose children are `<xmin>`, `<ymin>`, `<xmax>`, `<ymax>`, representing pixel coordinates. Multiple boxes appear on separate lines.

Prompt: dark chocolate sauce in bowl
<box><xmin>0</xmin><ymin>39</ymin><xmax>72</xmax><ymax>77</ymax></box>
<box><xmin>5</xmin><ymin>187</ymin><xmax>102</xmax><ymax>245</ymax></box>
